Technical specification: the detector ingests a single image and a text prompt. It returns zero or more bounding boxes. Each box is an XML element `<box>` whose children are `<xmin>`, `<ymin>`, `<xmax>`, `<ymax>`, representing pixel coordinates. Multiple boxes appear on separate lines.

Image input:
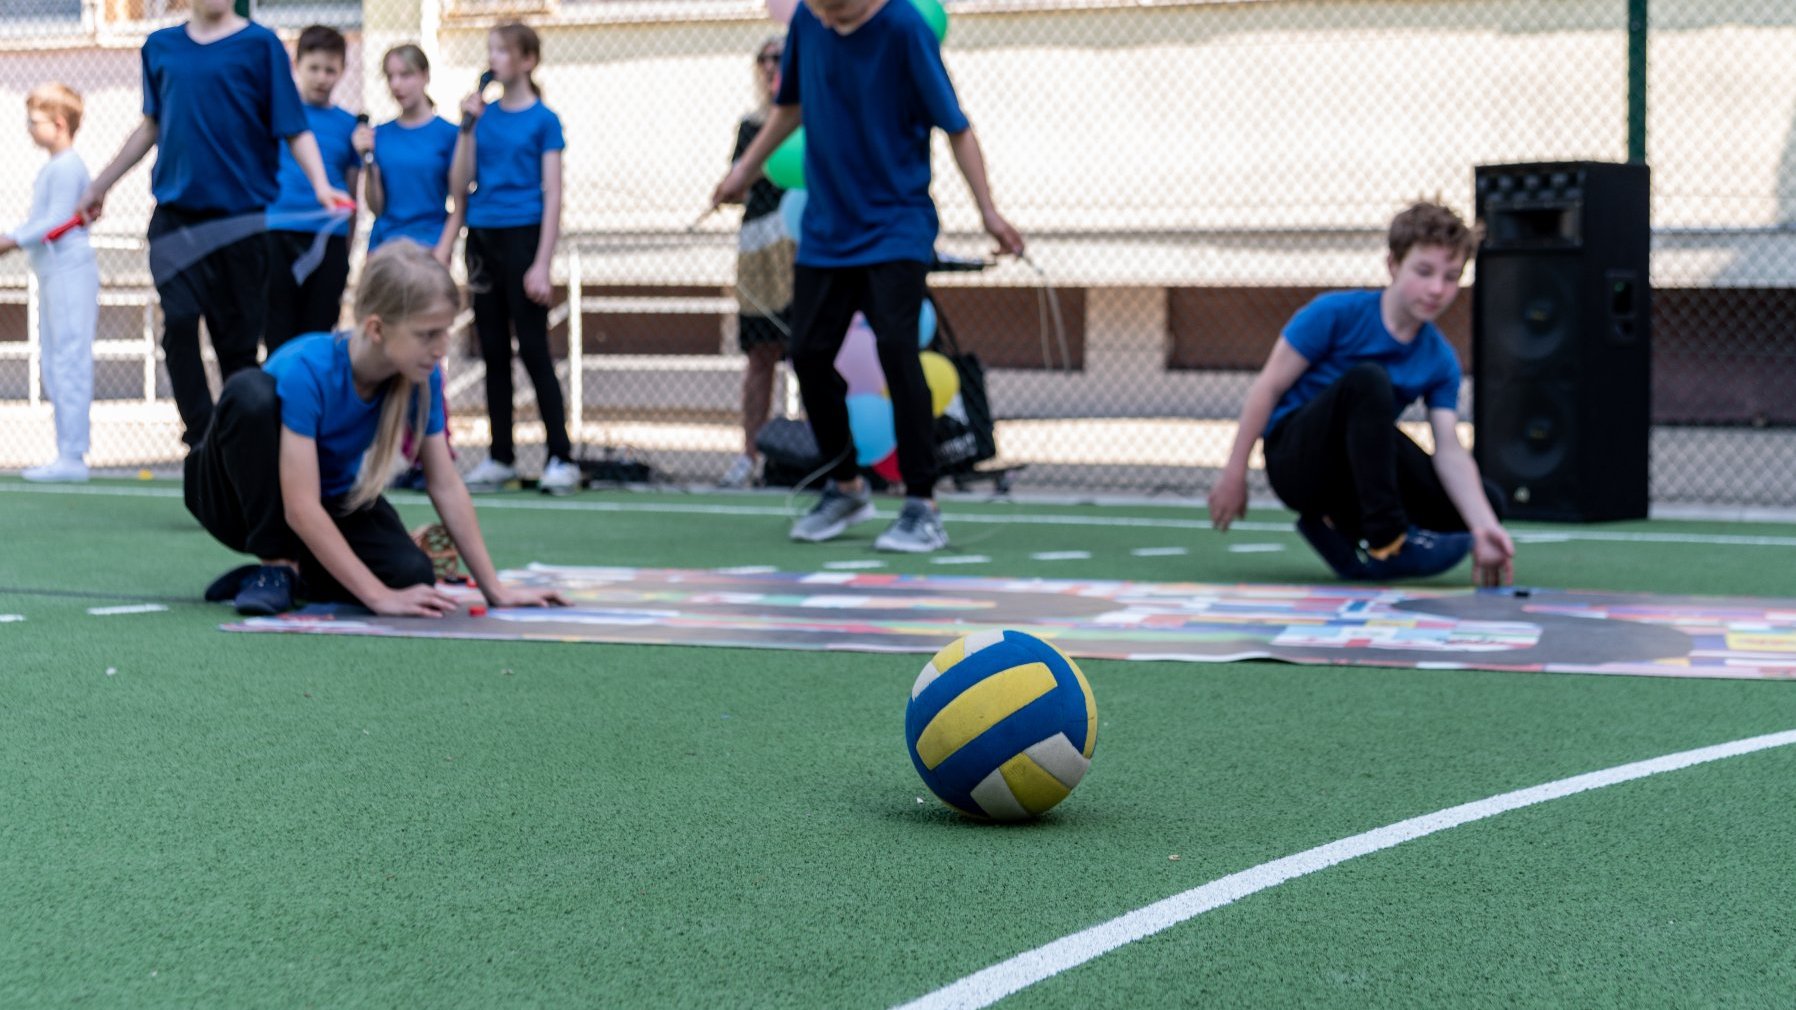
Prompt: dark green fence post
<box><xmin>1628</xmin><ymin>0</ymin><xmax>1647</xmax><ymax>162</ymax></box>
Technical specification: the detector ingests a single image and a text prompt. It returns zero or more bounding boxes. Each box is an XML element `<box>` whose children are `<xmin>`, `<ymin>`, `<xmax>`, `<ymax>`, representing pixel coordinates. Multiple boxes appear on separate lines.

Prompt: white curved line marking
<box><xmin>5</xmin><ymin>484</ymin><xmax>1792</xmax><ymax>548</ymax></box>
<box><xmin>896</xmin><ymin>728</ymin><xmax>1796</xmax><ymax>1010</ymax></box>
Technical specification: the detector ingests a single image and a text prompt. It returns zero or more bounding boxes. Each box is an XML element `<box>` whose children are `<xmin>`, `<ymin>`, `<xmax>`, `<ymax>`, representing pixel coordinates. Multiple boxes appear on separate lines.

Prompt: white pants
<box><xmin>37</xmin><ymin>258</ymin><xmax>99</xmax><ymax>462</ymax></box>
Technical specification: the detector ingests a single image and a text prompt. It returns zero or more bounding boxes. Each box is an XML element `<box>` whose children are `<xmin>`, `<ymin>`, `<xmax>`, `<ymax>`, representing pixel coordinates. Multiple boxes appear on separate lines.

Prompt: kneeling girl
<box><xmin>186</xmin><ymin>241</ymin><xmax>565</xmax><ymax>616</ymax></box>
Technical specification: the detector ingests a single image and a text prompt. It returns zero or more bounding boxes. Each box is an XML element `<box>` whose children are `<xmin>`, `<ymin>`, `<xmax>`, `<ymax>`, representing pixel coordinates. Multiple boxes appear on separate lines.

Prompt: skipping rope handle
<box><xmin>45</xmin><ymin>212</ymin><xmax>86</xmax><ymax>242</ymax></box>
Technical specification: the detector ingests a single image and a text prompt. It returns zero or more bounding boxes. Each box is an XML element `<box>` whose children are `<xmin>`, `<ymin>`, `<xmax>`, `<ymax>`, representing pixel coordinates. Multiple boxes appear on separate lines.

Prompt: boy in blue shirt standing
<box><xmin>1209</xmin><ymin>202</ymin><xmax>1516</xmax><ymax>586</ymax></box>
<box><xmin>264</xmin><ymin>25</ymin><xmax>362</xmax><ymax>352</ymax></box>
<box><xmin>713</xmin><ymin>0</ymin><xmax>1024</xmax><ymax>553</ymax></box>
<box><xmin>78</xmin><ymin>0</ymin><xmax>348</xmax><ymax>448</ymax></box>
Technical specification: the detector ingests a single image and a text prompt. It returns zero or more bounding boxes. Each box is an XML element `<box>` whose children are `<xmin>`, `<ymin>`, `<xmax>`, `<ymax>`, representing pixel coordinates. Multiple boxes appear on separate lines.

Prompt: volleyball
<box><xmin>906</xmin><ymin>629</ymin><xmax>1097</xmax><ymax>820</ymax></box>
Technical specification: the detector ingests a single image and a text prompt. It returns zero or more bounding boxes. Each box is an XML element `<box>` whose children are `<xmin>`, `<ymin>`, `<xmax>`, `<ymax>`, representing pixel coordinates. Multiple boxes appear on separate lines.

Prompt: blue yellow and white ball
<box><xmin>905</xmin><ymin>629</ymin><xmax>1097</xmax><ymax>820</ymax></box>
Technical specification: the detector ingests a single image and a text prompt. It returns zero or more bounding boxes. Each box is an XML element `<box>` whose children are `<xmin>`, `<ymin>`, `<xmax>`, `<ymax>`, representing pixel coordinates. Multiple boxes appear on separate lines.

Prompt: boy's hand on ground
<box><xmin>373</xmin><ymin>584</ymin><xmax>459</xmax><ymax>618</ymax></box>
<box><xmin>1471</xmin><ymin>525</ymin><xmax>1516</xmax><ymax>588</ymax></box>
<box><xmin>486</xmin><ymin>586</ymin><xmax>568</xmax><ymax>609</ymax></box>
<box><xmin>524</xmin><ymin>262</ymin><xmax>553</xmax><ymax>305</ymax></box>
<box><xmin>1207</xmin><ymin>471</ymin><xmax>1248</xmax><ymax>532</ymax></box>
<box><xmin>982</xmin><ymin>208</ymin><xmax>1025</xmax><ymax>257</ymax></box>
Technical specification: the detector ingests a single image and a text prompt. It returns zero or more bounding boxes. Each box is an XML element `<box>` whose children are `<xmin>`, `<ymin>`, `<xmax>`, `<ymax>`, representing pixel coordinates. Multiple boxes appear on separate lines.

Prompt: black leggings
<box><xmin>787</xmin><ymin>260</ymin><xmax>936</xmax><ymax>498</ymax></box>
<box><xmin>467</xmin><ymin>225</ymin><xmax>571</xmax><ymax>465</ymax></box>
<box><xmin>149</xmin><ymin>205</ymin><xmax>269</xmax><ymax>447</ymax></box>
<box><xmin>184</xmin><ymin>370</ymin><xmax>434</xmax><ymax>604</ymax></box>
<box><xmin>1264</xmin><ymin>363</ymin><xmax>1501</xmax><ymax>546</ymax></box>
<box><xmin>265</xmin><ymin>231</ymin><xmax>351</xmax><ymax>353</ymax></box>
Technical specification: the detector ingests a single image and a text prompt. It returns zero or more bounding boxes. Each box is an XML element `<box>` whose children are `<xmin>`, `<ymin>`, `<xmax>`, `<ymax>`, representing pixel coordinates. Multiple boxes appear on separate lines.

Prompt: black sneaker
<box><xmin>1361</xmin><ymin>526</ymin><xmax>1472</xmax><ymax>581</ymax></box>
<box><xmin>204</xmin><ymin>564</ymin><xmax>260</xmax><ymax>603</ymax></box>
<box><xmin>233</xmin><ymin>565</ymin><xmax>297</xmax><ymax>616</ymax></box>
<box><xmin>1295</xmin><ymin>515</ymin><xmax>1369</xmax><ymax>580</ymax></box>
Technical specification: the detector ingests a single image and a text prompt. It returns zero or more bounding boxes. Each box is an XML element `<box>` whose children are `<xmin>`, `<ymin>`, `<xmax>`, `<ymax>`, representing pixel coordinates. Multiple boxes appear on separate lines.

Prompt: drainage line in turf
<box><xmin>0</xmin><ymin>585</ymin><xmax>193</xmax><ymax>606</ymax></box>
<box><xmin>895</xmin><ymin>727</ymin><xmax>1796</xmax><ymax>1010</ymax></box>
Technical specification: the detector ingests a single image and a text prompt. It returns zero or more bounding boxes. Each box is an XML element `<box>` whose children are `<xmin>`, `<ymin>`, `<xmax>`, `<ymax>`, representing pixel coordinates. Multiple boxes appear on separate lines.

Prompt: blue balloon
<box><xmin>918</xmin><ymin>298</ymin><xmax>938</xmax><ymax>349</ymax></box>
<box><xmin>845</xmin><ymin>392</ymin><xmax>896</xmax><ymax>466</ymax></box>
<box><xmin>778</xmin><ymin>188</ymin><xmax>807</xmax><ymax>246</ymax></box>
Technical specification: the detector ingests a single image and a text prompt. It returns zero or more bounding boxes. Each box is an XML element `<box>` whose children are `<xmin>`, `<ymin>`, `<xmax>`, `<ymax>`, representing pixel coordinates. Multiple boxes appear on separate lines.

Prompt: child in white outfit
<box><xmin>2</xmin><ymin>83</ymin><xmax>99</xmax><ymax>482</ymax></box>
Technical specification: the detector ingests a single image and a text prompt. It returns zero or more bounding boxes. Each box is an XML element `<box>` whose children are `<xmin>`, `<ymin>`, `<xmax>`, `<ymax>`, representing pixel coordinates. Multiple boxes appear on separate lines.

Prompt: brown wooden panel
<box><xmin>0</xmin><ymin>302</ymin><xmax>25</xmax><ymax>343</ymax></box>
<box><xmin>929</xmin><ymin>287</ymin><xmax>1086</xmax><ymax>370</ymax></box>
<box><xmin>1653</xmin><ymin>287</ymin><xmax>1796</xmax><ymax>425</ymax></box>
<box><xmin>571</xmin><ymin>284</ymin><xmax>727</xmax><ymax>357</ymax></box>
<box><xmin>1167</xmin><ymin>286</ymin><xmax>1472</xmax><ymax>371</ymax></box>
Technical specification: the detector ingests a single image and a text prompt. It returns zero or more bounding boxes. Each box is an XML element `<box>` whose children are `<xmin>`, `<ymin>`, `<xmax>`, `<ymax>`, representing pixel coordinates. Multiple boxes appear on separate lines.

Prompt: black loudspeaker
<box><xmin>1473</xmin><ymin>161</ymin><xmax>1651</xmax><ymax>522</ymax></box>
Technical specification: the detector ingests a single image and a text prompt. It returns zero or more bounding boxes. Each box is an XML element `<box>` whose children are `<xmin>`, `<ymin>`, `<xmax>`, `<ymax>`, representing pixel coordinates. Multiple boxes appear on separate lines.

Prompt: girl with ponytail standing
<box><xmin>453</xmin><ymin>22</ymin><xmax>579</xmax><ymax>495</ymax></box>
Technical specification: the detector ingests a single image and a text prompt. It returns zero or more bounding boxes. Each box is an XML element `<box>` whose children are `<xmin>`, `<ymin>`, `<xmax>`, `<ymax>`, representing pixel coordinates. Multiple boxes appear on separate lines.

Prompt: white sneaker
<box><xmin>22</xmin><ymin>458</ymin><xmax>88</xmax><ymax>483</ymax></box>
<box><xmin>874</xmin><ymin>498</ymin><xmax>949</xmax><ymax>553</ymax></box>
<box><xmin>718</xmin><ymin>454</ymin><xmax>755</xmax><ymax>488</ymax></box>
<box><xmin>463</xmin><ymin>458</ymin><xmax>518</xmax><ymax>491</ymax></box>
<box><xmin>539</xmin><ymin>457</ymin><xmax>582</xmax><ymax>496</ymax></box>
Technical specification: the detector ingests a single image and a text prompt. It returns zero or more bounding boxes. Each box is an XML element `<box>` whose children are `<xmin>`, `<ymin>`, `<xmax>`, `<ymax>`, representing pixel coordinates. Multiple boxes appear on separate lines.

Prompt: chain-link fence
<box><xmin>3</xmin><ymin>0</ymin><xmax>1792</xmax><ymax>506</ymax></box>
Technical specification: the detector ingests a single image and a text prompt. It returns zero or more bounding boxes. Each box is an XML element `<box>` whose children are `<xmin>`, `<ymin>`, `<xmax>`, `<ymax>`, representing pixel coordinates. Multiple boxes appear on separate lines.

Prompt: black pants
<box><xmin>265</xmin><ymin>231</ymin><xmax>351</xmax><ymax>353</ymax></box>
<box><xmin>149</xmin><ymin>205</ymin><xmax>270</xmax><ymax>447</ymax></box>
<box><xmin>184</xmin><ymin>370</ymin><xmax>434</xmax><ymax>604</ymax></box>
<box><xmin>467</xmin><ymin>225</ymin><xmax>571</xmax><ymax>466</ymax></box>
<box><xmin>1265</xmin><ymin>363</ymin><xmax>1501</xmax><ymax>546</ymax></box>
<box><xmin>788</xmin><ymin>260</ymin><xmax>935</xmax><ymax>498</ymax></box>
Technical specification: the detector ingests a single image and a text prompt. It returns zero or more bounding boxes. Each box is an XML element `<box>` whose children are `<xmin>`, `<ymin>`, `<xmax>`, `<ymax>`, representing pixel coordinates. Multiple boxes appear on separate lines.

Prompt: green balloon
<box><xmin>764</xmin><ymin>127</ymin><xmax>806</xmax><ymax>191</ymax></box>
<box><xmin>911</xmin><ymin>0</ymin><xmax>948</xmax><ymax>43</ymax></box>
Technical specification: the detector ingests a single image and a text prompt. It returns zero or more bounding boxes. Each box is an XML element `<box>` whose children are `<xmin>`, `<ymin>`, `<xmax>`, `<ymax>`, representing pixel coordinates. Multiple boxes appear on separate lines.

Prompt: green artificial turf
<box><xmin>2</xmin><ymin>480</ymin><xmax>1794</xmax><ymax>1008</ymax></box>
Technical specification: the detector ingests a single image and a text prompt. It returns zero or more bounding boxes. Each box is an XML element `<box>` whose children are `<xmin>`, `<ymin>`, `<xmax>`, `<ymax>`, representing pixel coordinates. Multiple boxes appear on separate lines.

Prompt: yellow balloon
<box><xmin>919</xmin><ymin>351</ymin><xmax>960</xmax><ymax>417</ymax></box>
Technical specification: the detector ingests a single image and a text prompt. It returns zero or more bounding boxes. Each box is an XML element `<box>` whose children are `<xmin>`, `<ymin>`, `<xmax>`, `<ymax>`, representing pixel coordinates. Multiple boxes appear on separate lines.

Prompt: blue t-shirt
<box><xmin>369</xmin><ymin>116</ymin><xmax>461</xmax><ymax>251</ymax></box>
<box><xmin>1267</xmin><ymin>290</ymin><xmax>1463</xmax><ymax>434</ymax></box>
<box><xmin>264</xmin><ymin>332</ymin><xmax>448</xmax><ymax>499</ymax></box>
<box><xmin>268</xmin><ymin>103</ymin><xmax>358</xmax><ymax>235</ymax></box>
<box><xmin>141</xmin><ymin>22</ymin><xmax>309</xmax><ymax>213</ymax></box>
<box><xmin>776</xmin><ymin>0</ymin><xmax>968</xmax><ymax>267</ymax></box>
<box><xmin>467</xmin><ymin>100</ymin><xmax>564</xmax><ymax>229</ymax></box>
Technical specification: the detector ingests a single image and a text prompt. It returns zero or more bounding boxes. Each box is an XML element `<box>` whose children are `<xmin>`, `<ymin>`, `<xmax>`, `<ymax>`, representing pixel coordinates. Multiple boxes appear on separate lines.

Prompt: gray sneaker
<box><xmin>874</xmin><ymin>498</ymin><xmax>949</xmax><ymax>553</ymax></box>
<box><xmin>790</xmin><ymin>485</ymin><xmax>876</xmax><ymax>543</ymax></box>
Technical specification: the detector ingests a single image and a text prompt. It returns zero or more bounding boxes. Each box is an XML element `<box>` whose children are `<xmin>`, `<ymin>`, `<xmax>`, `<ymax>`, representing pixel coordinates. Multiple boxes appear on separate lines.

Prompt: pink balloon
<box><xmin>834</xmin><ymin>314</ymin><xmax>887</xmax><ymax>396</ymax></box>
<box><xmin>766</xmin><ymin>0</ymin><xmax>798</xmax><ymax>23</ymax></box>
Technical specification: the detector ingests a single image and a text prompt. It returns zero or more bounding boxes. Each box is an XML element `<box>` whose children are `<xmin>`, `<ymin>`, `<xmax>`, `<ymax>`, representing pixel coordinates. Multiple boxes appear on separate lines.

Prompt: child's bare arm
<box><xmin>947</xmin><ymin>127</ymin><xmax>1023</xmax><ymax>257</ymax></box>
<box><xmin>279</xmin><ymin>429</ymin><xmax>455</xmax><ymax>616</ymax></box>
<box><xmin>524</xmin><ymin>151</ymin><xmax>561</xmax><ymax>305</ymax></box>
<box><xmin>284</xmin><ymin>131</ymin><xmax>350</xmax><ymax>208</ymax></box>
<box><xmin>1428</xmin><ymin>409</ymin><xmax>1514</xmax><ymax>586</ymax></box>
<box><xmin>79</xmin><ymin>116</ymin><xmax>159</xmax><ymax>221</ymax></box>
<box><xmin>419</xmin><ymin>434</ymin><xmax>565</xmax><ymax>608</ymax></box>
<box><xmin>1208</xmin><ymin>339</ymin><xmax>1310</xmax><ymax>531</ymax></box>
<box><xmin>712</xmin><ymin>104</ymin><xmax>801</xmax><ymax>207</ymax></box>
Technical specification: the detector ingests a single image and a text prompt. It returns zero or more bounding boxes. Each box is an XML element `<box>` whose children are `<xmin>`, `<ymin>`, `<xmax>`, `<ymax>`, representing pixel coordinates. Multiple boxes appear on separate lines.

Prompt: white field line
<box><xmin>4</xmin><ymin>483</ymin><xmax>1795</xmax><ymax>549</ymax></box>
<box><xmin>894</xmin><ymin>727</ymin><xmax>1796</xmax><ymax>1010</ymax></box>
<box><xmin>86</xmin><ymin>603</ymin><xmax>169</xmax><ymax>616</ymax></box>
